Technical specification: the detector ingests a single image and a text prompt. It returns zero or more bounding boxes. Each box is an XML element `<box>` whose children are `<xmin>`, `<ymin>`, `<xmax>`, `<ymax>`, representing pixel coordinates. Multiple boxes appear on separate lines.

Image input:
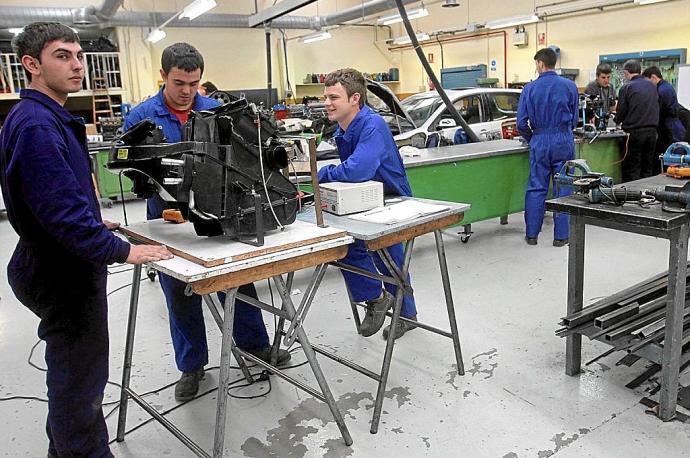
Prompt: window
<box><xmin>429</xmin><ymin>95</ymin><xmax>482</xmax><ymax>131</ymax></box>
<box><xmin>487</xmin><ymin>92</ymin><xmax>520</xmax><ymax>121</ymax></box>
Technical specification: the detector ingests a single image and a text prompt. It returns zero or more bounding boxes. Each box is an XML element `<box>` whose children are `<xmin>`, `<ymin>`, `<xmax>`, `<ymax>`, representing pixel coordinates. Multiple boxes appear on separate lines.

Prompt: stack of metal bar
<box><xmin>556</xmin><ymin>263</ymin><xmax>690</xmax><ymax>356</ymax></box>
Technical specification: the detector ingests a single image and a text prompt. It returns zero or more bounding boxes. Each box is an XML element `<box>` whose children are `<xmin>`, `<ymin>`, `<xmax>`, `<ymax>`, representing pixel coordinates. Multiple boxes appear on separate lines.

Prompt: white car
<box><xmin>367</xmin><ymin>82</ymin><xmax>521</xmax><ymax>149</ymax></box>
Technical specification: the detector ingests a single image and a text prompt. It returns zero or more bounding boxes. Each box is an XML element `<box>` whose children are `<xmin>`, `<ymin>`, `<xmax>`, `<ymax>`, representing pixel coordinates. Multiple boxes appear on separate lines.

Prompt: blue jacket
<box><xmin>0</xmin><ymin>89</ymin><xmax>130</xmax><ymax>275</ymax></box>
<box><xmin>517</xmin><ymin>71</ymin><xmax>579</xmax><ymax>142</ymax></box>
<box><xmin>124</xmin><ymin>87</ymin><xmax>220</xmax><ymax>142</ymax></box>
<box><xmin>658</xmin><ymin>79</ymin><xmax>686</xmax><ymax>142</ymax></box>
<box><xmin>124</xmin><ymin>88</ymin><xmax>220</xmax><ymax>218</ymax></box>
<box><xmin>317</xmin><ymin>106</ymin><xmax>412</xmax><ymax>197</ymax></box>
<box><xmin>615</xmin><ymin>75</ymin><xmax>659</xmax><ymax>130</ymax></box>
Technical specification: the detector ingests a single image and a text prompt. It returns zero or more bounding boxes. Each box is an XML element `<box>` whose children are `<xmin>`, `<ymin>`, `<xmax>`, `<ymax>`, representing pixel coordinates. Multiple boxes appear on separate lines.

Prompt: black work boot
<box><xmin>382</xmin><ymin>316</ymin><xmax>418</xmax><ymax>340</ymax></box>
<box><xmin>175</xmin><ymin>368</ymin><xmax>205</xmax><ymax>402</ymax></box>
<box><xmin>360</xmin><ymin>291</ymin><xmax>394</xmax><ymax>337</ymax></box>
<box><xmin>246</xmin><ymin>347</ymin><xmax>292</xmax><ymax>367</ymax></box>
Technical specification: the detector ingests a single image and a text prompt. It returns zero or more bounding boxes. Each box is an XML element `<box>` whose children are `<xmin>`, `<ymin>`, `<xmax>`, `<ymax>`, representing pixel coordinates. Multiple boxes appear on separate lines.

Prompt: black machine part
<box><xmin>107</xmin><ymin>99</ymin><xmax>298</xmax><ymax>243</ymax></box>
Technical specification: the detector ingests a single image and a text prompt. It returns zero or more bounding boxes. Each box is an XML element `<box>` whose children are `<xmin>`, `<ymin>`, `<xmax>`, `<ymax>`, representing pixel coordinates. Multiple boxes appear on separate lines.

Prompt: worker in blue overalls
<box><xmin>0</xmin><ymin>22</ymin><xmax>172</xmax><ymax>457</ymax></box>
<box><xmin>125</xmin><ymin>43</ymin><xmax>289</xmax><ymax>402</ymax></box>
<box><xmin>317</xmin><ymin>68</ymin><xmax>417</xmax><ymax>340</ymax></box>
<box><xmin>517</xmin><ymin>48</ymin><xmax>579</xmax><ymax>247</ymax></box>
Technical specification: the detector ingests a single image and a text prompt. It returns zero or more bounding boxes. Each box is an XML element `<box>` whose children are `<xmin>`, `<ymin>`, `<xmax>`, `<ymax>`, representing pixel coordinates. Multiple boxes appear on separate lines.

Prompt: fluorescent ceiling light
<box><xmin>8</xmin><ymin>28</ymin><xmax>24</xmax><ymax>35</ymax></box>
<box><xmin>179</xmin><ymin>0</ymin><xmax>217</xmax><ymax>20</ymax></box>
<box><xmin>537</xmin><ymin>0</ymin><xmax>623</xmax><ymax>16</ymax></box>
<box><xmin>485</xmin><ymin>14</ymin><xmax>539</xmax><ymax>29</ymax></box>
<box><xmin>378</xmin><ymin>7</ymin><xmax>429</xmax><ymax>25</ymax></box>
<box><xmin>635</xmin><ymin>0</ymin><xmax>672</xmax><ymax>4</ymax></box>
<box><xmin>146</xmin><ymin>29</ymin><xmax>167</xmax><ymax>43</ymax></box>
<box><xmin>392</xmin><ymin>32</ymin><xmax>430</xmax><ymax>45</ymax></box>
<box><xmin>300</xmin><ymin>31</ymin><xmax>332</xmax><ymax>44</ymax></box>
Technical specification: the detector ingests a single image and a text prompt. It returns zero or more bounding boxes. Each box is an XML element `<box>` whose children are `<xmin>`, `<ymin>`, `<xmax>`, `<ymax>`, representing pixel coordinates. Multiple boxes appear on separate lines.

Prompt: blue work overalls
<box><xmin>318</xmin><ymin>106</ymin><xmax>417</xmax><ymax>317</ymax></box>
<box><xmin>517</xmin><ymin>71</ymin><xmax>579</xmax><ymax>241</ymax></box>
<box><xmin>125</xmin><ymin>89</ymin><xmax>268</xmax><ymax>372</ymax></box>
<box><xmin>658</xmin><ymin>80</ymin><xmax>687</xmax><ymax>144</ymax></box>
<box><xmin>0</xmin><ymin>89</ymin><xmax>132</xmax><ymax>456</ymax></box>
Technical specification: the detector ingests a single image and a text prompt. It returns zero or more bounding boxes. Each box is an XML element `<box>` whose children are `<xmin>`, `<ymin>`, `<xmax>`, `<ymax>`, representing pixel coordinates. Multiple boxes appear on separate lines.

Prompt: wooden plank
<box><xmin>191</xmin><ymin>245</ymin><xmax>348</xmax><ymax>294</ymax></box>
<box><xmin>119</xmin><ymin>219</ymin><xmax>347</xmax><ymax>268</ymax></box>
<box><xmin>364</xmin><ymin>213</ymin><xmax>463</xmax><ymax>251</ymax></box>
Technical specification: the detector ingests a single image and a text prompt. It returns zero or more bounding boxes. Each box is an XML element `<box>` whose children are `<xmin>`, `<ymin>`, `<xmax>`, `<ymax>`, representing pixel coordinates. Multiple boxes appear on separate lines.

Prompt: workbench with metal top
<box><xmin>297</xmin><ymin>197</ymin><xmax>469</xmax><ymax>433</ymax></box>
<box><xmin>546</xmin><ymin>175</ymin><xmax>690</xmax><ymax>421</ymax></box>
<box><xmin>115</xmin><ymin>220</ymin><xmax>354</xmax><ymax>457</ymax></box>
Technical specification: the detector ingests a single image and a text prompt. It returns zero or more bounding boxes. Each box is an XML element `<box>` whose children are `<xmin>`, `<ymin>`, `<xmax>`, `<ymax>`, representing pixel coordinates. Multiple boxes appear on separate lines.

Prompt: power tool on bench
<box><xmin>660</xmin><ymin>142</ymin><xmax>690</xmax><ymax>179</ymax></box>
<box><xmin>555</xmin><ymin>159</ymin><xmax>690</xmax><ymax>212</ymax></box>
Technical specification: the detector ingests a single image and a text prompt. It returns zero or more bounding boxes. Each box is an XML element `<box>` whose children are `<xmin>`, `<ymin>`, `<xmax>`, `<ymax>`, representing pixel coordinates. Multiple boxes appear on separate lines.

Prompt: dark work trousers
<box><xmin>340</xmin><ymin>240</ymin><xmax>417</xmax><ymax>318</ymax></box>
<box><xmin>622</xmin><ymin>127</ymin><xmax>657</xmax><ymax>182</ymax></box>
<box><xmin>158</xmin><ymin>273</ymin><xmax>269</xmax><ymax>373</ymax></box>
<box><xmin>8</xmin><ymin>243</ymin><xmax>113</xmax><ymax>457</ymax></box>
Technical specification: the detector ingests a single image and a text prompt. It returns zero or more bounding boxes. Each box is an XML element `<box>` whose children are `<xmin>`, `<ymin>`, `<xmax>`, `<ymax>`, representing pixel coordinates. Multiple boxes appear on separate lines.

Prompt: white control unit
<box><xmin>319</xmin><ymin>181</ymin><xmax>384</xmax><ymax>215</ymax></box>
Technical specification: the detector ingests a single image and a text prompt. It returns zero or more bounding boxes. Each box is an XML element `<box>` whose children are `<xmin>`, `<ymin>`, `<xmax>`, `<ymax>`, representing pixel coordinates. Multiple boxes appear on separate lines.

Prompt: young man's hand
<box><xmin>103</xmin><ymin>219</ymin><xmax>120</xmax><ymax>230</ymax></box>
<box><xmin>126</xmin><ymin>245</ymin><xmax>173</xmax><ymax>264</ymax></box>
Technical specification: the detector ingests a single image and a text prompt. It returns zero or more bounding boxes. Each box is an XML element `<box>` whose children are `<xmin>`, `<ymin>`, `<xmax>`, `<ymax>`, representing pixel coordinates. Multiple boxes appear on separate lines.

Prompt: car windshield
<box><xmin>368</xmin><ymin>89</ymin><xmax>416</xmax><ymax>134</ymax></box>
<box><xmin>400</xmin><ymin>93</ymin><xmax>445</xmax><ymax>126</ymax></box>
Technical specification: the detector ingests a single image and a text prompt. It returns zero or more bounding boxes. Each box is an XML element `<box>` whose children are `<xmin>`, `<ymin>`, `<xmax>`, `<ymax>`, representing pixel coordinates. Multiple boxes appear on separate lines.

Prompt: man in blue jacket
<box><xmin>615</xmin><ymin>60</ymin><xmax>659</xmax><ymax>181</ymax></box>
<box><xmin>125</xmin><ymin>42</ymin><xmax>289</xmax><ymax>402</ymax></box>
<box><xmin>318</xmin><ymin>68</ymin><xmax>417</xmax><ymax>340</ymax></box>
<box><xmin>0</xmin><ymin>22</ymin><xmax>172</xmax><ymax>457</ymax></box>
<box><xmin>643</xmin><ymin>65</ymin><xmax>687</xmax><ymax>171</ymax></box>
<box><xmin>517</xmin><ymin>48</ymin><xmax>579</xmax><ymax>247</ymax></box>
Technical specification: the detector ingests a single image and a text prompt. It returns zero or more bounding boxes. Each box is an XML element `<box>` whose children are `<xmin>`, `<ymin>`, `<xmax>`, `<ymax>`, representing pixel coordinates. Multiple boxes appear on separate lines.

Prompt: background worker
<box><xmin>125</xmin><ymin>42</ymin><xmax>289</xmax><ymax>402</ymax></box>
<box><xmin>642</xmin><ymin>65</ymin><xmax>687</xmax><ymax>172</ymax></box>
<box><xmin>317</xmin><ymin>68</ymin><xmax>417</xmax><ymax>340</ymax></box>
<box><xmin>584</xmin><ymin>63</ymin><xmax>617</xmax><ymax>126</ymax></box>
<box><xmin>615</xmin><ymin>60</ymin><xmax>659</xmax><ymax>181</ymax></box>
<box><xmin>517</xmin><ymin>47</ymin><xmax>579</xmax><ymax>247</ymax></box>
<box><xmin>0</xmin><ymin>22</ymin><xmax>172</xmax><ymax>457</ymax></box>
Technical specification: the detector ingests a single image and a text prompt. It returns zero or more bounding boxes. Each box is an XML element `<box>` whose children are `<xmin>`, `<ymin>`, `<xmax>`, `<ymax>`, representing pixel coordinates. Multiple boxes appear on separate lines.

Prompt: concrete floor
<box><xmin>1</xmin><ymin>200</ymin><xmax>689</xmax><ymax>457</ymax></box>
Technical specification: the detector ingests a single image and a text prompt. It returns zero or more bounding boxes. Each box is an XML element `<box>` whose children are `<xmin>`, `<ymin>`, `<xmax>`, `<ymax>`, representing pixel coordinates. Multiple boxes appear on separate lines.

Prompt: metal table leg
<box><xmin>659</xmin><ymin>223</ymin><xmax>690</xmax><ymax>420</ymax></box>
<box><xmin>202</xmin><ymin>294</ymin><xmax>253</xmax><ymax>383</ymax></box>
<box><xmin>271</xmin><ymin>275</ymin><xmax>353</xmax><ymax>446</ymax></box>
<box><xmin>434</xmin><ymin>229</ymin><xmax>464</xmax><ymax>374</ymax></box>
<box><xmin>370</xmin><ymin>239</ymin><xmax>415</xmax><ymax>434</ymax></box>
<box><xmin>116</xmin><ymin>264</ymin><xmax>142</xmax><ymax>441</ymax></box>
<box><xmin>213</xmin><ymin>288</ymin><xmax>239</xmax><ymax>458</ymax></box>
<box><xmin>566</xmin><ymin>215</ymin><xmax>586</xmax><ymax>376</ymax></box>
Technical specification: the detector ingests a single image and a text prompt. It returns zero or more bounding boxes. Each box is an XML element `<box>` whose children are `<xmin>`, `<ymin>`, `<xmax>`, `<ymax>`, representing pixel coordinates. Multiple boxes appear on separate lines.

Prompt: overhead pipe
<box><xmin>392</xmin><ymin>0</ymin><xmax>480</xmax><ymax>143</ymax></box>
<box><xmin>0</xmin><ymin>0</ymin><xmax>419</xmax><ymax>30</ymax></box>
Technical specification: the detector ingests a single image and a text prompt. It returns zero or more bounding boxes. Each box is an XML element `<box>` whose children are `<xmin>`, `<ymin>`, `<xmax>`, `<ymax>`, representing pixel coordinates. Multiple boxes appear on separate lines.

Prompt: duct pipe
<box><xmin>393</xmin><ymin>0</ymin><xmax>480</xmax><ymax>143</ymax></box>
<box><xmin>0</xmin><ymin>0</ymin><xmax>419</xmax><ymax>29</ymax></box>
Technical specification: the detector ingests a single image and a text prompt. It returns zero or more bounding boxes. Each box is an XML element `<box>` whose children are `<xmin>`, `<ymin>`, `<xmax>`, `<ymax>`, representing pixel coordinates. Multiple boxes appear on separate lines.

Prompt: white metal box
<box><xmin>319</xmin><ymin>181</ymin><xmax>384</xmax><ymax>215</ymax></box>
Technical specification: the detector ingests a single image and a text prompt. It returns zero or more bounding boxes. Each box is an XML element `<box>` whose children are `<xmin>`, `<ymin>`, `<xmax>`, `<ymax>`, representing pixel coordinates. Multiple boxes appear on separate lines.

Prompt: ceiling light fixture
<box><xmin>8</xmin><ymin>28</ymin><xmax>24</xmax><ymax>35</ymax></box>
<box><xmin>378</xmin><ymin>7</ymin><xmax>429</xmax><ymax>26</ymax></box>
<box><xmin>485</xmin><ymin>14</ymin><xmax>539</xmax><ymax>29</ymax></box>
<box><xmin>179</xmin><ymin>0</ymin><xmax>217</xmax><ymax>20</ymax></box>
<box><xmin>634</xmin><ymin>0</ymin><xmax>673</xmax><ymax>4</ymax></box>
<box><xmin>146</xmin><ymin>28</ymin><xmax>167</xmax><ymax>43</ymax></box>
<box><xmin>300</xmin><ymin>31</ymin><xmax>332</xmax><ymax>44</ymax></box>
<box><xmin>392</xmin><ymin>32</ymin><xmax>431</xmax><ymax>45</ymax></box>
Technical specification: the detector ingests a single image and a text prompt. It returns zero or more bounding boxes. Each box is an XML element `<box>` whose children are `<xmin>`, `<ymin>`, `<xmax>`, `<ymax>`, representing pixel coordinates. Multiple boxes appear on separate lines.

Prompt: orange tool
<box><xmin>666</xmin><ymin>166</ymin><xmax>690</xmax><ymax>179</ymax></box>
<box><xmin>162</xmin><ymin>209</ymin><xmax>186</xmax><ymax>223</ymax></box>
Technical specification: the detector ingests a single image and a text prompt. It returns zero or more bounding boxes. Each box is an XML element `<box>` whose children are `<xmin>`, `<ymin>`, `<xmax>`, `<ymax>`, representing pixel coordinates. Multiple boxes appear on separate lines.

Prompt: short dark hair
<box><xmin>11</xmin><ymin>22</ymin><xmax>80</xmax><ymax>81</ymax></box>
<box><xmin>623</xmin><ymin>59</ymin><xmax>641</xmax><ymax>75</ymax></box>
<box><xmin>595</xmin><ymin>63</ymin><xmax>612</xmax><ymax>76</ymax></box>
<box><xmin>642</xmin><ymin>66</ymin><xmax>663</xmax><ymax>79</ymax></box>
<box><xmin>201</xmin><ymin>81</ymin><xmax>218</xmax><ymax>93</ymax></box>
<box><xmin>161</xmin><ymin>42</ymin><xmax>204</xmax><ymax>75</ymax></box>
<box><xmin>324</xmin><ymin>68</ymin><xmax>366</xmax><ymax>108</ymax></box>
<box><xmin>534</xmin><ymin>48</ymin><xmax>557</xmax><ymax>69</ymax></box>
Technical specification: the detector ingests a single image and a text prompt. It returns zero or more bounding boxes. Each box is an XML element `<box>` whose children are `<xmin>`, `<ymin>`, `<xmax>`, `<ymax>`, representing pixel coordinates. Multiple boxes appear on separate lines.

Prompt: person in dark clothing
<box><xmin>614</xmin><ymin>60</ymin><xmax>660</xmax><ymax>181</ymax></box>
<box><xmin>642</xmin><ymin>66</ymin><xmax>687</xmax><ymax>171</ymax></box>
<box><xmin>0</xmin><ymin>22</ymin><xmax>172</xmax><ymax>457</ymax></box>
<box><xmin>517</xmin><ymin>48</ymin><xmax>579</xmax><ymax>247</ymax></box>
<box><xmin>584</xmin><ymin>63</ymin><xmax>617</xmax><ymax>119</ymax></box>
<box><xmin>125</xmin><ymin>43</ymin><xmax>290</xmax><ymax>402</ymax></box>
<box><xmin>198</xmin><ymin>80</ymin><xmax>218</xmax><ymax>96</ymax></box>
